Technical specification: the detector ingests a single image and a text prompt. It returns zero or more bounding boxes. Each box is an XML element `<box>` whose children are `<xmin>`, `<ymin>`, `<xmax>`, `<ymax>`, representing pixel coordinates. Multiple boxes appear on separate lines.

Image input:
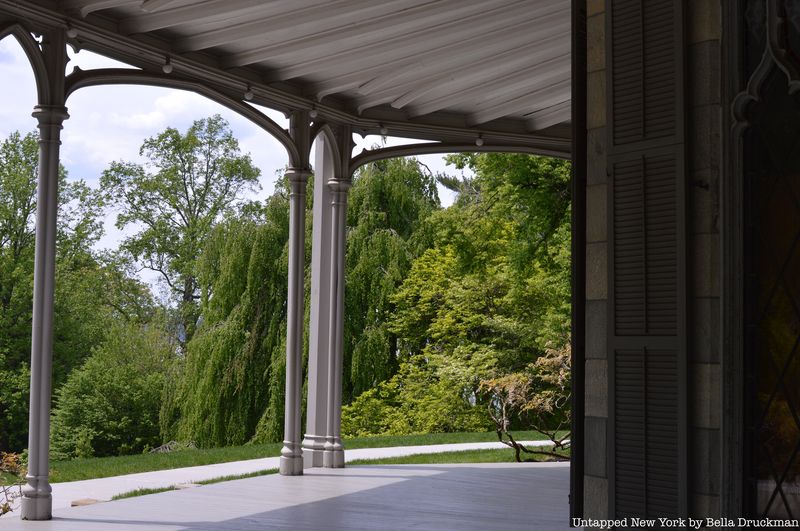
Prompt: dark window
<box><xmin>743</xmin><ymin>66</ymin><xmax>800</xmax><ymax>520</ymax></box>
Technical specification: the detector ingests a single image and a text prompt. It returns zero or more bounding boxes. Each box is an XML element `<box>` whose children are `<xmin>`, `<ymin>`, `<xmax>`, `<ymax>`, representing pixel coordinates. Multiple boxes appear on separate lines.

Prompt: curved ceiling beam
<box><xmin>61</xmin><ymin>0</ymin><xmax>141</xmax><ymax>18</ymax></box>
<box><xmin>0</xmin><ymin>23</ymin><xmax>50</xmax><ymax>103</ymax></box>
<box><xmin>64</xmin><ymin>68</ymin><xmax>302</xmax><ymax>167</ymax></box>
<box><xmin>349</xmin><ymin>141</ymin><xmax>570</xmax><ymax>175</ymax></box>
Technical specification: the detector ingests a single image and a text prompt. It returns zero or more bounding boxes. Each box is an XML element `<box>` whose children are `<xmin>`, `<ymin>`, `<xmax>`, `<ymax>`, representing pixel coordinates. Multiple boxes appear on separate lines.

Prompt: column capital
<box><xmin>326</xmin><ymin>178</ymin><xmax>352</xmax><ymax>193</ymax></box>
<box><xmin>286</xmin><ymin>167</ymin><xmax>312</xmax><ymax>183</ymax></box>
<box><xmin>32</xmin><ymin>105</ymin><xmax>69</xmax><ymax>125</ymax></box>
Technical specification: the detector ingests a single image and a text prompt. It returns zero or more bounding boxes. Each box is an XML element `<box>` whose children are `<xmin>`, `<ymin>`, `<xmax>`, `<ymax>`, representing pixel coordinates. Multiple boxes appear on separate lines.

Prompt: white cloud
<box><xmin>0</xmin><ymin>39</ymin><xmax>40</xmax><ymax>139</ymax></box>
<box><xmin>69</xmin><ymin>45</ymin><xmax>136</xmax><ymax>71</ymax></box>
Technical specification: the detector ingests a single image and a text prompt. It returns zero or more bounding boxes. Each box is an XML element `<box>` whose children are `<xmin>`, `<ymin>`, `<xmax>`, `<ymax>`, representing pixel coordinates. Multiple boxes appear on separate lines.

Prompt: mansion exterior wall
<box><xmin>584</xmin><ymin>0</ymin><xmax>609</xmax><ymax>518</ymax></box>
<box><xmin>582</xmin><ymin>0</ymin><xmax>723</xmax><ymax>520</ymax></box>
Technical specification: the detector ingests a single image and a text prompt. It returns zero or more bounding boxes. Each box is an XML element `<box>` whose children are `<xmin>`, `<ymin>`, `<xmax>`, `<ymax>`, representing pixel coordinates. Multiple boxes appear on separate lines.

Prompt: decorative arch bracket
<box><xmin>64</xmin><ymin>67</ymin><xmax>305</xmax><ymax>168</ymax></box>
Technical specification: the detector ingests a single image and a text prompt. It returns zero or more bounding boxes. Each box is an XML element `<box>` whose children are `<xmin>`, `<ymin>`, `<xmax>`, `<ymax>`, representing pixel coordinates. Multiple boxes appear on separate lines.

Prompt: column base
<box><xmin>20</xmin><ymin>494</ymin><xmax>52</xmax><ymax>521</ymax></box>
<box><xmin>279</xmin><ymin>456</ymin><xmax>304</xmax><ymax>476</ymax></box>
<box><xmin>323</xmin><ymin>449</ymin><xmax>345</xmax><ymax>468</ymax></box>
<box><xmin>302</xmin><ymin>434</ymin><xmax>327</xmax><ymax>468</ymax></box>
<box><xmin>323</xmin><ymin>439</ymin><xmax>345</xmax><ymax>468</ymax></box>
<box><xmin>279</xmin><ymin>441</ymin><xmax>303</xmax><ymax>476</ymax></box>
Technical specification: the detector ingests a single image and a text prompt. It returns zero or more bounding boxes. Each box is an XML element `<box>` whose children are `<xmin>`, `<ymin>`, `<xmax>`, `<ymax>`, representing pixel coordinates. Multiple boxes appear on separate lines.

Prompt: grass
<box><xmin>110</xmin><ymin>468</ymin><xmax>279</xmax><ymax>500</ymax></box>
<box><xmin>348</xmin><ymin>447</ymin><xmax>570</xmax><ymax>465</ymax></box>
<box><xmin>0</xmin><ymin>471</ymin><xmax>20</xmax><ymax>485</ymax></box>
<box><xmin>111</xmin><ymin>486</ymin><xmax>176</xmax><ymax>500</ymax></box>
<box><xmin>49</xmin><ymin>430</ymin><xmax>552</xmax><ymax>483</ymax></box>
<box><xmin>109</xmin><ymin>447</ymin><xmax>571</xmax><ymax>501</ymax></box>
<box><xmin>195</xmin><ymin>468</ymin><xmax>277</xmax><ymax>485</ymax></box>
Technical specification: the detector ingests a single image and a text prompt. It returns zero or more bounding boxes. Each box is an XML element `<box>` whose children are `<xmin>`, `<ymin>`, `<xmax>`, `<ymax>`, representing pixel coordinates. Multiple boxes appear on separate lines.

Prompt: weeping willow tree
<box><xmin>163</xmin><ymin>157</ymin><xmax>439</xmax><ymax>446</ymax></box>
<box><xmin>162</xmin><ymin>184</ymin><xmax>295</xmax><ymax>447</ymax></box>
<box><xmin>344</xmin><ymin>157</ymin><xmax>439</xmax><ymax>401</ymax></box>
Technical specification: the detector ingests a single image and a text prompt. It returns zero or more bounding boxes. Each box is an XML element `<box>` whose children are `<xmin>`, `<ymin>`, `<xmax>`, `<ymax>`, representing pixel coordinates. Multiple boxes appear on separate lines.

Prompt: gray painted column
<box><xmin>302</xmin><ymin>140</ymin><xmax>333</xmax><ymax>468</ymax></box>
<box><xmin>21</xmin><ymin>105</ymin><xmax>68</xmax><ymax>520</ymax></box>
<box><xmin>279</xmin><ymin>169</ymin><xmax>310</xmax><ymax>476</ymax></box>
<box><xmin>323</xmin><ymin>177</ymin><xmax>350</xmax><ymax>468</ymax></box>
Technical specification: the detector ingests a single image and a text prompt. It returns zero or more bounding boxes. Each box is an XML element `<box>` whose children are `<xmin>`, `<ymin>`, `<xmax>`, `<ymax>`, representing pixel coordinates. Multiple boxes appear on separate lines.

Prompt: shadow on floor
<box><xmin>173</xmin><ymin>464</ymin><xmax>571</xmax><ymax>531</ymax></box>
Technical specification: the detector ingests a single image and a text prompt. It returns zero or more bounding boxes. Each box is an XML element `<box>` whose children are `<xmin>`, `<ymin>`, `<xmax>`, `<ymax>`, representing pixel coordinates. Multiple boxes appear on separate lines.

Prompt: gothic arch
<box><xmin>64</xmin><ymin>67</ymin><xmax>303</xmax><ymax>168</ymax></box>
<box><xmin>0</xmin><ymin>24</ymin><xmax>50</xmax><ymax>104</ymax></box>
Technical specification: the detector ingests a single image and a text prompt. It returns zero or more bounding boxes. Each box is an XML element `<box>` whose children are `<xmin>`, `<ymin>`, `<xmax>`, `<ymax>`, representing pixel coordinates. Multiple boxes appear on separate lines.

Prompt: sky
<box><xmin>0</xmin><ymin>38</ymin><xmax>468</xmax><ymax>273</ymax></box>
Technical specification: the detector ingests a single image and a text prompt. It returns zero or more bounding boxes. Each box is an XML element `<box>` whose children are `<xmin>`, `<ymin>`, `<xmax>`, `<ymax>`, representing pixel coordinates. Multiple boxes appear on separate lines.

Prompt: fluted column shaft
<box><xmin>21</xmin><ymin>105</ymin><xmax>68</xmax><ymax>520</ymax></box>
<box><xmin>280</xmin><ymin>169</ymin><xmax>310</xmax><ymax>476</ymax></box>
<box><xmin>302</xmin><ymin>141</ymin><xmax>333</xmax><ymax>468</ymax></box>
<box><xmin>323</xmin><ymin>179</ymin><xmax>350</xmax><ymax>468</ymax></box>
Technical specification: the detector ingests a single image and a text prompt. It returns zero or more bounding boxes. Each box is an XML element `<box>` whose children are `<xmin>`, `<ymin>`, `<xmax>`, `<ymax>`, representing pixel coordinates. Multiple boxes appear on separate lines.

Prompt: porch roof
<box><xmin>2</xmin><ymin>0</ymin><xmax>571</xmax><ymax>156</ymax></box>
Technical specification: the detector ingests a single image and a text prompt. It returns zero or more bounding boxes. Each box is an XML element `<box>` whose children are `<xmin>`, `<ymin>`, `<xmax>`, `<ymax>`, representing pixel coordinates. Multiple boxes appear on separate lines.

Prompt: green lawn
<box><xmin>49</xmin><ymin>431</ymin><xmax>551</xmax><ymax>483</ymax></box>
<box><xmin>349</xmin><ymin>447</ymin><xmax>570</xmax><ymax>465</ymax></box>
<box><xmin>109</xmin><ymin>448</ymin><xmax>571</xmax><ymax>501</ymax></box>
<box><xmin>111</xmin><ymin>468</ymin><xmax>280</xmax><ymax>500</ymax></box>
<box><xmin>1</xmin><ymin>471</ymin><xmax>20</xmax><ymax>485</ymax></box>
<box><xmin>111</xmin><ymin>486</ymin><xmax>175</xmax><ymax>500</ymax></box>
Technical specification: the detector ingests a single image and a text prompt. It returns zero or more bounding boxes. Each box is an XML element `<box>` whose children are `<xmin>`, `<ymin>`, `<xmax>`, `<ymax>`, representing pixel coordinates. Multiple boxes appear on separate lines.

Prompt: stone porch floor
<box><xmin>1</xmin><ymin>462</ymin><xmax>571</xmax><ymax>530</ymax></box>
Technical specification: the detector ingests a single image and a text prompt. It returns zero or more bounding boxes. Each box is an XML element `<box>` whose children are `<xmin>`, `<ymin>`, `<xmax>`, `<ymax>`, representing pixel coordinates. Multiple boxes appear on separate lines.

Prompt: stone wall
<box><xmin>686</xmin><ymin>0</ymin><xmax>722</xmax><ymax>518</ymax></box>
<box><xmin>581</xmin><ymin>0</ymin><xmax>723</xmax><ymax>519</ymax></box>
<box><xmin>583</xmin><ymin>0</ymin><xmax>608</xmax><ymax>518</ymax></box>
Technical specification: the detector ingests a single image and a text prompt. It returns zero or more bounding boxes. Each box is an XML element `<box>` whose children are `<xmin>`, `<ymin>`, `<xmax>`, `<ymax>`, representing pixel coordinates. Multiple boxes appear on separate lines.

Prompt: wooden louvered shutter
<box><xmin>606</xmin><ymin>0</ymin><xmax>687</xmax><ymax>519</ymax></box>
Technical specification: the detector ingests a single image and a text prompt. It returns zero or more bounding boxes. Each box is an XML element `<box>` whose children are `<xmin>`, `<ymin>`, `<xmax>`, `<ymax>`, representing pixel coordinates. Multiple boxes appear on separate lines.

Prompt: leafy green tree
<box><xmin>350</xmin><ymin>153</ymin><xmax>572</xmax><ymax>437</ymax></box>
<box><xmin>393</xmin><ymin>153</ymin><xmax>571</xmax><ymax>359</ymax></box>
<box><xmin>0</xmin><ymin>353</ymin><xmax>29</xmax><ymax>453</ymax></box>
<box><xmin>167</xmin><ymin>187</ymin><xmax>292</xmax><ymax>447</ymax></box>
<box><xmin>0</xmin><ymin>132</ymin><xmax>39</xmax><ymax>450</ymax></box>
<box><xmin>50</xmin><ymin>321</ymin><xmax>175</xmax><ymax>459</ymax></box>
<box><xmin>171</xmin><ymin>157</ymin><xmax>442</xmax><ymax>447</ymax></box>
<box><xmin>0</xmin><ymin>131</ymin><xmax>112</xmax><ymax>452</ymax></box>
<box><xmin>344</xmin><ymin>157</ymin><xmax>439</xmax><ymax>399</ymax></box>
<box><xmin>100</xmin><ymin>115</ymin><xmax>260</xmax><ymax>345</ymax></box>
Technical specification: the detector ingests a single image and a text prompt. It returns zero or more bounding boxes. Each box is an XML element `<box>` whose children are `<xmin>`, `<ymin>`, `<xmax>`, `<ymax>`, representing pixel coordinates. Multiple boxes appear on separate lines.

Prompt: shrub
<box><xmin>0</xmin><ymin>452</ymin><xmax>25</xmax><ymax>516</ymax></box>
<box><xmin>342</xmin><ymin>357</ymin><xmax>491</xmax><ymax>438</ymax></box>
<box><xmin>50</xmin><ymin>323</ymin><xmax>175</xmax><ymax>459</ymax></box>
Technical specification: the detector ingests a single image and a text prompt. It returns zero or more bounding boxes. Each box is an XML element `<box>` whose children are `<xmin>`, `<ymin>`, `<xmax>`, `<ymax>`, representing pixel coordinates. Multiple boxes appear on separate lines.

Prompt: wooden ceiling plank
<box><xmin>355</xmin><ymin>54</ymin><xmax>567</xmax><ymax>113</ymax></box>
<box><xmin>355</xmin><ymin>2</ymin><xmax>567</xmax><ymax>95</ymax></box>
<box><xmin>140</xmin><ymin>0</ymin><xmax>187</xmax><ymax>12</ymax></box>
<box><xmin>375</xmin><ymin>36</ymin><xmax>569</xmax><ymax>108</ymax></box>
<box><xmin>174</xmin><ymin>0</ymin><xmax>435</xmax><ymax>53</ymax></box>
<box><xmin>118</xmin><ymin>0</ymin><xmax>320</xmax><ymax>34</ymax></box>
<box><xmin>311</xmin><ymin>13</ymin><xmax>566</xmax><ymax>100</ymax></box>
<box><xmin>224</xmin><ymin>0</ymin><xmax>529</xmax><ymax>68</ymax></box>
<box><xmin>466</xmin><ymin>80</ymin><xmax>571</xmax><ymax>125</ymax></box>
<box><xmin>393</xmin><ymin>57</ymin><xmax>571</xmax><ymax>116</ymax></box>
<box><xmin>526</xmin><ymin>101</ymin><xmax>572</xmax><ymax>131</ymax></box>
<box><xmin>264</xmin><ymin>2</ymin><xmax>566</xmax><ymax>81</ymax></box>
